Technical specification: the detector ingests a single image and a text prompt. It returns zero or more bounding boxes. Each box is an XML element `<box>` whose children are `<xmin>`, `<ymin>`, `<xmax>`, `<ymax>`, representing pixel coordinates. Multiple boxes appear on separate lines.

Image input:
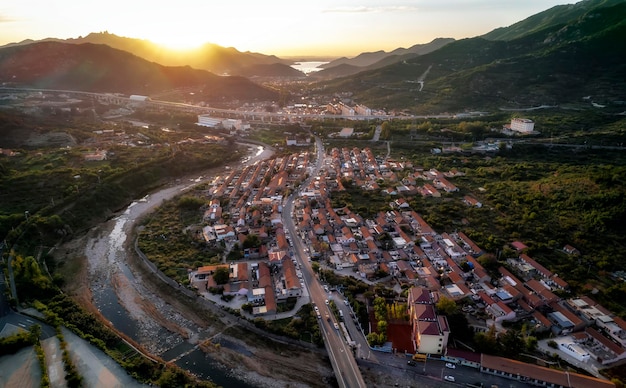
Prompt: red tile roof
<box><xmin>413</xmin><ymin>304</ymin><xmax>437</xmax><ymax>321</ymax></box>
<box><xmin>409</xmin><ymin>287</ymin><xmax>432</xmax><ymax>304</ymax></box>
<box><xmin>480</xmin><ymin>354</ymin><xmax>614</xmax><ymax>388</ymax></box>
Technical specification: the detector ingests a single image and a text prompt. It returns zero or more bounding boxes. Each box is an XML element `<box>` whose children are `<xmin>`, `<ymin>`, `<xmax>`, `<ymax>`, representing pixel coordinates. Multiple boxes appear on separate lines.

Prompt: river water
<box><xmin>290</xmin><ymin>61</ymin><xmax>328</xmax><ymax>74</ymax></box>
<box><xmin>85</xmin><ymin>145</ymin><xmax>273</xmax><ymax>387</ymax></box>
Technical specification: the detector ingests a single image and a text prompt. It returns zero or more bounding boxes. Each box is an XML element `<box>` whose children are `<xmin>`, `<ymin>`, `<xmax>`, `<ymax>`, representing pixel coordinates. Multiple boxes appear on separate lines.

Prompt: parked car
<box><xmin>407</xmin><ymin>360</ymin><xmax>416</xmax><ymax>366</ymax></box>
<box><xmin>445</xmin><ymin>362</ymin><xmax>456</xmax><ymax>369</ymax></box>
<box><xmin>444</xmin><ymin>375</ymin><xmax>455</xmax><ymax>382</ymax></box>
<box><xmin>333</xmin><ymin>322</ymin><xmax>339</xmax><ymax>330</ymax></box>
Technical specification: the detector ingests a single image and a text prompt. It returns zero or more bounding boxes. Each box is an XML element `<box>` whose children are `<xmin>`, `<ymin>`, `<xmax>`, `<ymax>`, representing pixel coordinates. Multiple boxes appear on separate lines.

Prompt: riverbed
<box><xmin>74</xmin><ymin>145</ymin><xmax>284</xmax><ymax>386</ymax></box>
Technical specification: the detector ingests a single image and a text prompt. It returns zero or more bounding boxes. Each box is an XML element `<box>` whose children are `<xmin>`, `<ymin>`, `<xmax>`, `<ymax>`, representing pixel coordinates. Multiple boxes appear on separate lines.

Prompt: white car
<box><xmin>443</xmin><ymin>375</ymin><xmax>455</xmax><ymax>382</ymax></box>
<box><xmin>325</xmin><ymin>299</ymin><xmax>329</xmax><ymax>305</ymax></box>
<box><xmin>333</xmin><ymin>322</ymin><xmax>339</xmax><ymax>330</ymax></box>
<box><xmin>445</xmin><ymin>362</ymin><xmax>456</xmax><ymax>369</ymax></box>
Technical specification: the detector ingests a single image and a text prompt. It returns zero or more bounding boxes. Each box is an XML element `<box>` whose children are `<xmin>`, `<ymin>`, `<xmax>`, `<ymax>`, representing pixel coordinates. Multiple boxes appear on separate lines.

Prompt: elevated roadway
<box><xmin>283</xmin><ymin>137</ymin><xmax>366</xmax><ymax>388</ymax></box>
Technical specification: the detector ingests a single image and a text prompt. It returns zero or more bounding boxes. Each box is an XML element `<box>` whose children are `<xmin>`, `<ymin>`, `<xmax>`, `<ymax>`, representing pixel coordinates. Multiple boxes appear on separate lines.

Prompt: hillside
<box><xmin>320</xmin><ymin>38</ymin><xmax>454</xmax><ymax>69</ymax></box>
<box><xmin>0</xmin><ymin>41</ymin><xmax>278</xmax><ymax>101</ymax></box>
<box><xmin>2</xmin><ymin>32</ymin><xmax>292</xmax><ymax>76</ymax></box>
<box><xmin>482</xmin><ymin>0</ymin><xmax>624</xmax><ymax>41</ymax></box>
<box><xmin>316</xmin><ymin>0</ymin><xmax>626</xmax><ymax>113</ymax></box>
<box><xmin>232</xmin><ymin>63</ymin><xmax>305</xmax><ymax>78</ymax></box>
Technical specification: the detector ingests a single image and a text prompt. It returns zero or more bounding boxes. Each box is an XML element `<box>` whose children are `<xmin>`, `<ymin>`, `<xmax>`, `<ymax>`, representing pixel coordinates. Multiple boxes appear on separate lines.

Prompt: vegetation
<box><xmin>324</xmin><ymin>127</ymin><xmax>626</xmax><ymax>315</ymax></box>
<box><xmin>30</xmin><ymin>295</ymin><xmax>215</xmax><ymax>387</ymax></box>
<box><xmin>318</xmin><ymin>0</ymin><xmax>626</xmax><ymax>114</ymax></box>
<box><xmin>138</xmin><ymin>194</ymin><xmax>224</xmax><ymax>284</ymax></box>
<box><xmin>0</xmin><ymin>111</ymin><xmax>243</xmax><ymax>258</ymax></box>
<box><xmin>249</xmin><ymin>304</ymin><xmax>323</xmax><ymax>346</ymax></box>
<box><xmin>0</xmin><ymin>325</ymin><xmax>41</xmax><ymax>355</ymax></box>
<box><xmin>0</xmin><ymin>325</ymin><xmax>50</xmax><ymax>387</ymax></box>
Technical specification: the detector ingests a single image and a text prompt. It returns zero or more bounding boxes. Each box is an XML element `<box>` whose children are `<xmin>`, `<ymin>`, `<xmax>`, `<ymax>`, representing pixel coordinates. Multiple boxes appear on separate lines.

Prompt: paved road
<box><xmin>283</xmin><ymin>136</ymin><xmax>366</xmax><ymax>388</ymax></box>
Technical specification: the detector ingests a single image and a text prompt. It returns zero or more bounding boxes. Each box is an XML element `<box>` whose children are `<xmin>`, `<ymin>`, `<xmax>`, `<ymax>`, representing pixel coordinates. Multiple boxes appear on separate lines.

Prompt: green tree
<box><xmin>242</xmin><ymin>234</ymin><xmax>261</xmax><ymax>249</ymax></box>
<box><xmin>474</xmin><ymin>325</ymin><xmax>500</xmax><ymax>355</ymax></box>
<box><xmin>435</xmin><ymin>296</ymin><xmax>457</xmax><ymax>316</ymax></box>
<box><xmin>380</xmin><ymin>121</ymin><xmax>391</xmax><ymax>140</ymax></box>
<box><xmin>499</xmin><ymin>330</ymin><xmax>524</xmax><ymax>358</ymax></box>
<box><xmin>213</xmin><ymin>267</ymin><xmax>230</xmax><ymax>285</ymax></box>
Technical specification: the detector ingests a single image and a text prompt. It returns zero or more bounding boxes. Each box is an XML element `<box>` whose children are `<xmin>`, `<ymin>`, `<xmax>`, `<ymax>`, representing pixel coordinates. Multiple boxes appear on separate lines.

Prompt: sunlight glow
<box><xmin>0</xmin><ymin>0</ymin><xmax>576</xmax><ymax>57</ymax></box>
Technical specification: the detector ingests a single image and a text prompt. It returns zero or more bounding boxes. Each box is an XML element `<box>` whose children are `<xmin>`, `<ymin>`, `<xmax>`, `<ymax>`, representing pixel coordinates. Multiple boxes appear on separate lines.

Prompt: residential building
<box><xmin>408</xmin><ymin>287</ymin><xmax>450</xmax><ymax>355</ymax></box>
<box><xmin>510</xmin><ymin>118</ymin><xmax>535</xmax><ymax>134</ymax></box>
<box><xmin>480</xmin><ymin>354</ymin><xmax>614</xmax><ymax>387</ymax></box>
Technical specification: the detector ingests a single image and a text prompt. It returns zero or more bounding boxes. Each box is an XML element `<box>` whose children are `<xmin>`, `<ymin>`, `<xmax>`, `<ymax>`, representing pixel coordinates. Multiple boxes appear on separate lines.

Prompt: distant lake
<box><xmin>290</xmin><ymin>61</ymin><xmax>328</xmax><ymax>74</ymax></box>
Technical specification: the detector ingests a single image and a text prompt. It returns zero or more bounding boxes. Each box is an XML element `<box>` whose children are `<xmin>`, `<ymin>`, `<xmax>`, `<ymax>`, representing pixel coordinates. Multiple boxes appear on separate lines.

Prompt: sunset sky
<box><xmin>1</xmin><ymin>0</ymin><xmax>575</xmax><ymax>57</ymax></box>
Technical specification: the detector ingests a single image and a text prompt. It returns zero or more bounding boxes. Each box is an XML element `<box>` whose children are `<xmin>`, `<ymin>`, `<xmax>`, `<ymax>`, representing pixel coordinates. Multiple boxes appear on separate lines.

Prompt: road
<box><xmin>0</xmin><ymin>87</ymin><xmax>460</xmax><ymax>121</ymax></box>
<box><xmin>283</xmin><ymin>136</ymin><xmax>367</xmax><ymax>388</ymax></box>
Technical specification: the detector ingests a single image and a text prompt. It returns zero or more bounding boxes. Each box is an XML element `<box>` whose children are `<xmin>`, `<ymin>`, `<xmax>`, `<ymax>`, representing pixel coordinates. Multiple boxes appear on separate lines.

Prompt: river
<box><xmin>84</xmin><ymin>144</ymin><xmax>273</xmax><ymax>387</ymax></box>
<box><xmin>290</xmin><ymin>61</ymin><xmax>328</xmax><ymax>74</ymax></box>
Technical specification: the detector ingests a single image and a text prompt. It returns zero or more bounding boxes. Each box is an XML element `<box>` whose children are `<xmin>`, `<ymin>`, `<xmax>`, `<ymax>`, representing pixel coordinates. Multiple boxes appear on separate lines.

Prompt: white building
<box><xmin>559</xmin><ymin>342</ymin><xmax>590</xmax><ymax>362</ymax></box>
<box><xmin>339</xmin><ymin>102</ymin><xmax>355</xmax><ymax>116</ymax></box>
<box><xmin>129</xmin><ymin>95</ymin><xmax>150</xmax><ymax>102</ymax></box>
<box><xmin>510</xmin><ymin>118</ymin><xmax>535</xmax><ymax>133</ymax></box>
<box><xmin>197</xmin><ymin>114</ymin><xmax>224</xmax><ymax>127</ymax></box>
<box><xmin>355</xmin><ymin>104</ymin><xmax>371</xmax><ymax>116</ymax></box>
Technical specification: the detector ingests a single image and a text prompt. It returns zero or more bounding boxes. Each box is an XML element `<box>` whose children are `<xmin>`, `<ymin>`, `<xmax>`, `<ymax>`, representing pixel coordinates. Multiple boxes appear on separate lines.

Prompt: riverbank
<box><xmin>55</xmin><ymin>144</ymin><xmax>335</xmax><ymax>387</ymax></box>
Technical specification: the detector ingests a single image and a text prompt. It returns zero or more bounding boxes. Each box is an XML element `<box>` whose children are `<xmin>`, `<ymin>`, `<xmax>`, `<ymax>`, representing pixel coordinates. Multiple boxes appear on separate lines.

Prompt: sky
<box><xmin>0</xmin><ymin>0</ymin><xmax>577</xmax><ymax>58</ymax></box>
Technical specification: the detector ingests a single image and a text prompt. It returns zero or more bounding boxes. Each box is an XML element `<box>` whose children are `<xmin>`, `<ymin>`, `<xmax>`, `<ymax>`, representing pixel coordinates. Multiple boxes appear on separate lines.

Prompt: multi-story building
<box><xmin>510</xmin><ymin>118</ymin><xmax>535</xmax><ymax>133</ymax></box>
<box><xmin>407</xmin><ymin>287</ymin><xmax>450</xmax><ymax>355</ymax></box>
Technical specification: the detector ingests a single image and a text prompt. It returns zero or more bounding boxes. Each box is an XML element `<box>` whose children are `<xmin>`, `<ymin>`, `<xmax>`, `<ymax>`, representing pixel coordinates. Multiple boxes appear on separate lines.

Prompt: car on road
<box><xmin>333</xmin><ymin>322</ymin><xmax>339</xmax><ymax>330</ymax></box>
<box><xmin>444</xmin><ymin>375</ymin><xmax>455</xmax><ymax>382</ymax></box>
<box><xmin>445</xmin><ymin>362</ymin><xmax>456</xmax><ymax>369</ymax></box>
<box><xmin>325</xmin><ymin>299</ymin><xmax>329</xmax><ymax>305</ymax></box>
<box><xmin>407</xmin><ymin>360</ymin><xmax>416</xmax><ymax>366</ymax></box>
<box><xmin>344</xmin><ymin>299</ymin><xmax>349</xmax><ymax>305</ymax></box>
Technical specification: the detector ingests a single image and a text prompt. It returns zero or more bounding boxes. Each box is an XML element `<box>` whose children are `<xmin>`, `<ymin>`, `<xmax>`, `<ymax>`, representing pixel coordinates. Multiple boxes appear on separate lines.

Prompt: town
<box><xmin>159</xmin><ymin>121</ymin><xmax>616</xmax><ymax>387</ymax></box>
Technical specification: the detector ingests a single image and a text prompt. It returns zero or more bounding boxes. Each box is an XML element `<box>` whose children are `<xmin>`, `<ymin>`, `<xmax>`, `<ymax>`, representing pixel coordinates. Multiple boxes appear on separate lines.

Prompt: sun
<box><xmin>148</xmin><ymin>33</ymin><xmax>207</xmax><ymax>51</ymax></box>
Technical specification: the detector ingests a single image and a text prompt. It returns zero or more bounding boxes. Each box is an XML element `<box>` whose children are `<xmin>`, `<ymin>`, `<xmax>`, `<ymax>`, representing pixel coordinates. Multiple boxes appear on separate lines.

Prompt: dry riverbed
<box><xmin>56</xmin><ymin>148</ymin><xmax>334</xmax><ymax>387</ymax></box>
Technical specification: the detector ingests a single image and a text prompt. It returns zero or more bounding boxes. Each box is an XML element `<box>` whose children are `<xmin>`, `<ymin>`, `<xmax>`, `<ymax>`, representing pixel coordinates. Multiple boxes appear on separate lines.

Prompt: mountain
<box><xmin>481</xmin><ymin>0</ymin><xmax>624</xmax><ymax>41</ymax></box>
<box><xmin>2</xmin><ymin>32</ymin><xmax>292</xmax><ymax>76</ymax></box>
<box><xmin>232</xmin><ymin>63</ymin><xmax>305</xmax><ymax>78</ymax></box>
<box><xmin>310</xmin><ymin>53</ymin><xmax>418</xmax><ymax>80</ymax></box>
<box><xmin>0</xmin><ymin>41</ymin><xmax>279</xmax><ymax>101</ymax></box>
<box><xmin>320</xmin><ymin>38</ymin><xmax>454</xmax><ymax>69</ymax></box>
<box><xmin>316</xmin><ymin>0</ymin><xmax>626</xmax><ymax>114</ymax></box>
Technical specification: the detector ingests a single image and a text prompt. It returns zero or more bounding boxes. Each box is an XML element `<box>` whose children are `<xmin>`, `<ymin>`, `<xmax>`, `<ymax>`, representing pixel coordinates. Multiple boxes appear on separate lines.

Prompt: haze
<box><xmin>1</xmin><ymin>0</ymin><xmax>575</xmax><ymax>57</ymax></box>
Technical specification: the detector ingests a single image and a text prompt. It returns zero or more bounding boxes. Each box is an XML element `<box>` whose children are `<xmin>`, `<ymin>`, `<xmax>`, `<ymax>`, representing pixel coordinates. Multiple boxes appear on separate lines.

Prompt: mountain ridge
<box><xmin>0</xmin><ymin>41</ymin><xmax>279</xmax><ymax>102</ymax></box>
<box><xmin>316</xmin><ymin>0</ymin><xmax>626</xmax><ymax>113</ymax></box>
<box><xmin>1</xmin><ymin>32</ymin><xmax>297</xmax><ymax>77</ymax></box>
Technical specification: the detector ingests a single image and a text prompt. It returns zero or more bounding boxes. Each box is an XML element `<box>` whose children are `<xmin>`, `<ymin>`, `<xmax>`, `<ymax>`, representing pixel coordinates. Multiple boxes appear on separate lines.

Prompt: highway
<box><xmin>0</xmin><ymin>87</ymin><xmax>458</xmax><ymax>121</ymax></box>
<box><xmin>283</xmin><ymin>137</ymin><xmax>366</xmax><ymax>388</ymax></box>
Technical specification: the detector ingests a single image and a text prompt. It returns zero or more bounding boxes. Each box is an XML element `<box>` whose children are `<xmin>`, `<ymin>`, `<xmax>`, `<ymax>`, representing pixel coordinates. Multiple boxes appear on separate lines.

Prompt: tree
<box><xmin>474</xmin><ymin>325</ymin><xmax>500</xmax><ymax>355</ymax></box>
<box><xmin>242</xmin><ymin>234</ymin><xmax>261</xmax><ymax>249</ymax></box>
<box><xmin>436</xmin><ymin>296</ymin><xmax>458</xmax><ymax>316</ymax></box>
<box><xmin>213</xmin><ymin>267</ymin><xmax>230</xmax><ymax>285</ymax></box>
<box><xmin>311</xmin><ymin>262</ymin><xmax>320</xmax><ymax>274</ymax></box>
<box><xmin>380</xmin><ymin>121</ymin><xmax>391</xmax><ymax>140</ymax></box>
<box><xmin>499</xmin><ymin>329</ymin><xmax>524</xmax><ymax>358</ymax></box>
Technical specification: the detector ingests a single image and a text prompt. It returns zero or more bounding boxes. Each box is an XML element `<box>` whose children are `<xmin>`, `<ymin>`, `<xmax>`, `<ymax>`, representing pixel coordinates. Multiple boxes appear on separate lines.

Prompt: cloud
<box><xmin>322</xmin><ymin>5</ymin><xmax>419</xmax><ymax>14</ymax></box>
<box><xmin>0</xmin><ymin>15</ymin><xmax>17</xmax><ymax>23</ymax></box>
